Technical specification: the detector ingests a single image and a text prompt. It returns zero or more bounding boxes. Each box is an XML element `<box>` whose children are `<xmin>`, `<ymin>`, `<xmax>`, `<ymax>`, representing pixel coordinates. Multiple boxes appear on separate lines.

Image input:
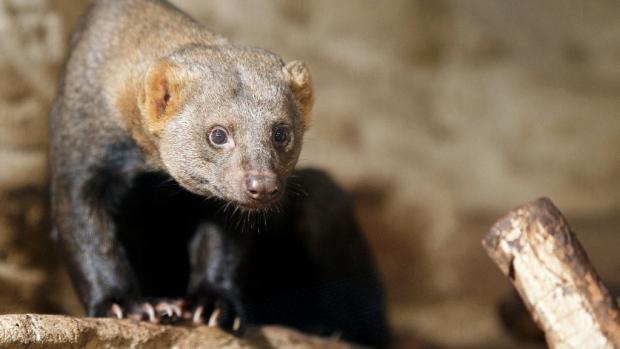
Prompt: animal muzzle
<box><xmin>244</xmin><ymin>173</ymin><xmax>279</xmax><ymax>202</ymax></box>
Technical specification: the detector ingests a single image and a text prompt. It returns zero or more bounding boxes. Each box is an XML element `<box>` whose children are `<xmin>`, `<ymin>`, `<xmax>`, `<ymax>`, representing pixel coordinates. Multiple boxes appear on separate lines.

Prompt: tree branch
<box><xmin>483</xmin><ymin>197</ymin><xmax>620</xmax><ymax>349</ymax></box>
<box><xmin>0</xmin><ymin>314</ymin><xmax>361</xmax><ymax>349</ymax></box>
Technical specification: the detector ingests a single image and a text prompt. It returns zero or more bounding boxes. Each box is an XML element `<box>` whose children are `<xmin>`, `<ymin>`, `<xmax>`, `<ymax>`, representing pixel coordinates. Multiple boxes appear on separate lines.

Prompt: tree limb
<box><xmin>0</xmin><ymin>314</ymin><xmax>361</xmax><ymax>349</ymax></box>
<box><xmin>483</xmin><ymin>197</ymin><xmax>620</xmax><ymax>349</ymax></box>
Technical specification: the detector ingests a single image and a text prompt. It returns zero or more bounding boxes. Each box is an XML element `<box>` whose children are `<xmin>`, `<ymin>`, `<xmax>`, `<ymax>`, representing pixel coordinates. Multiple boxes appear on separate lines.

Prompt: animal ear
<box><xmin>283</xmin><ymin>60</ymin><xmax>314</xmax><ymax>130</ymax></box>
<box><xmin>138</xmin><ymin>60</ymin><xmax>185</xmax><ymax>135</ymax></box>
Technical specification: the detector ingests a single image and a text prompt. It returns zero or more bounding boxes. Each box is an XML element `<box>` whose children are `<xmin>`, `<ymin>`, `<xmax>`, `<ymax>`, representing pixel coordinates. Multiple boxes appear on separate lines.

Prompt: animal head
<box><xmin>137</xmin><ymin>45</ymin><xmax>314</xmax><ymax>210</ymax></box>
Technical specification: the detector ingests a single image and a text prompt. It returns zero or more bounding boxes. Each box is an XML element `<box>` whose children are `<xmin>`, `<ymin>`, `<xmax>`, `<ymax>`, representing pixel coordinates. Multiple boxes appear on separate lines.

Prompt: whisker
<box><xmin>156</xmin><ymin>177</ymin><xmax>177</xmax><ymax>188</ymax></box>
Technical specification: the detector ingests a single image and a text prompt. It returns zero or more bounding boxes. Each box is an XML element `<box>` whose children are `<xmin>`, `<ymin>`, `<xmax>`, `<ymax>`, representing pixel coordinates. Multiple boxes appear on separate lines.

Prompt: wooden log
<box><xmin>483</xmin><ymin>197</ymin><xmax>620</xmax><ymax>349</ymax></box>
<box><xmin>0</xmin><ymin>314</ymin><xmax>362</xmax><ymax>349</ymax></box>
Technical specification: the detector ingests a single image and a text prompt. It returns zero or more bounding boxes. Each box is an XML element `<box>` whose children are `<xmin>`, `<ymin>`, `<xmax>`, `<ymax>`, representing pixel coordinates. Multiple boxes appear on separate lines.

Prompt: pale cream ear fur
<box><xmin>283</xmin><ymin>60</ymin><xmax>314</xmax><ymax>129</ymax></box>
<box><xmin>138</xmin><ymin>60</ymin><xmax>186</xmax><ymax>136</ymax></box>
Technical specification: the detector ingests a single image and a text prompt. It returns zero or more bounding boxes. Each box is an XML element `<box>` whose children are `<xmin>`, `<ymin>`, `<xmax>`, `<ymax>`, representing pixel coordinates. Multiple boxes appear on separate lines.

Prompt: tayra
<box><xmin>50</xmin><ymin>0</ymin><xmax>390</xmax><ymax>346</ymax></box>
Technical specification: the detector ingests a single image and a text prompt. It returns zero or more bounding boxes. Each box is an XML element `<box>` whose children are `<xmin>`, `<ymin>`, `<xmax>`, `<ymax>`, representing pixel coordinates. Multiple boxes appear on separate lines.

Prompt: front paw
<box><xmin>94</xmin><ymin>298</ymin><xmax>183</xmax><ymax>324</ymax></box>
<box><xmin>183</xmin><ymin>291</ymin><xmax>245</xmax><ymax>335</ymax></box>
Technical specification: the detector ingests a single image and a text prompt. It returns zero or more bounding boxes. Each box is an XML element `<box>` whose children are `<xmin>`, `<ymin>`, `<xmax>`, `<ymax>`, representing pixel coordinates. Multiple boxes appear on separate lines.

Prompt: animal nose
<box><xmin>245</xmin><ymin>174</ymin><xmax>278</xmax><ymax>200</ymax></box>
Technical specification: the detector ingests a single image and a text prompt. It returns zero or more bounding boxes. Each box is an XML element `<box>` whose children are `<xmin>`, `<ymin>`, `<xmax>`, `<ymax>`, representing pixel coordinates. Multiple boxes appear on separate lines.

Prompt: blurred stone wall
<box><xmin>0</xmin><ymin>0</ymin><xmax>87</xmax><ymax>316</ymax></box>
<box><xmin>0</xmin><ymin>1</ymin><xmax>619</xmax><ymax>348</ymax></box>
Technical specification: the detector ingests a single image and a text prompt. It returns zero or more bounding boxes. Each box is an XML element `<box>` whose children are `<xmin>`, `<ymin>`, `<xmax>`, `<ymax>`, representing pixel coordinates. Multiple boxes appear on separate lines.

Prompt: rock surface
<box><xmin>0</xmin><ymin>314</ymin><xmax>361</xmax><ymax>349</ymax></box>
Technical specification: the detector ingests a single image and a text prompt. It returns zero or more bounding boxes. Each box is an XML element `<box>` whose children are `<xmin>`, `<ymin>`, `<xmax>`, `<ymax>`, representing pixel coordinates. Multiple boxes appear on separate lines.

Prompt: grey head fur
<box><xmin>157</xmin><ymin>45</ymin><xmax>309</xmax><ymax>209</ymax></box>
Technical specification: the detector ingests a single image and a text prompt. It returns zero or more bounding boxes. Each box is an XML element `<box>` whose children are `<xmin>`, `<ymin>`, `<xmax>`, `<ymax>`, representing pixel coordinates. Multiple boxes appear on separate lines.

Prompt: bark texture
<box><xmin>483</xmin><ymin>197</ymin><xmax>620</xmax><ymax>349</ymax></box>
<box><xmin>0</xmin><ymin>314</ymin><xmax>362</xmax><ymax>349</ymax></box>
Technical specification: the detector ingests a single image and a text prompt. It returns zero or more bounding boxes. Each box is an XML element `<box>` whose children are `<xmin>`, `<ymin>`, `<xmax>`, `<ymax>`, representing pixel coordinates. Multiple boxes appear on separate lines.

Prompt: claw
<box><xmin>233</xmin><ymin>316</ymin><xmax>241</xmax><ymax>332</ymax></box>
<box><xmin>155</xmin><ymin>302</ymin><xmax>182</xmax><ymax>323</ymax></box>
<box><xmin>110</xmin><ymin>303</ymin><xmax>123</xmax><ymax>319</ymax></box>
<box><xmin>142</xmin><ymin>302</ymin><xmax>156</xmax><ymax>322</ymax></box>
<box><xmin>155</xmin><ymin>302</ymin><xmax>172</xmax><ymax>318</ymax></box>
<box><xmin>192</xmin><ymin>305</ymin><xmax>204</xmax><ymax>324</ymax></box>
<box><xmin>172</xmin><ymin>300</ymin><xmax>184</xmax><ymax>318</ymax></box>
<box><xmin>171</xmin><ymin>304</ymin><xmax>182</xmax><ymax>318</ymax></box>
<box><xmin>207</xmin><ymin>307</ymin><xmax>221</xmax><ymax>327</ymax></box>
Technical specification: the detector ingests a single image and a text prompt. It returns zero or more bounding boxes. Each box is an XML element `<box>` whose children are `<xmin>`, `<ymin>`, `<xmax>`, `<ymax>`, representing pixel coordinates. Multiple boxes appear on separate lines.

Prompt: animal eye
<box><xmin>273</xmin><ymin>125</ymin><xmax>290</xmax><ymax>146</ymax></box>
<box><xmin>209</xmin><ymin>126</ymin><xmax>229</xmax><ymax>146</ymax></box>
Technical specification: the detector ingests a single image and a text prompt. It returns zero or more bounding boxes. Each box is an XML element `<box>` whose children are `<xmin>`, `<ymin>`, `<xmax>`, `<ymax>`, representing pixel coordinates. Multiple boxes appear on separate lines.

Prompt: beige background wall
<box><xmin>0</xmin><ymin>1</ymin><xmax>619</xmax><ymax>348</ymax></box>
